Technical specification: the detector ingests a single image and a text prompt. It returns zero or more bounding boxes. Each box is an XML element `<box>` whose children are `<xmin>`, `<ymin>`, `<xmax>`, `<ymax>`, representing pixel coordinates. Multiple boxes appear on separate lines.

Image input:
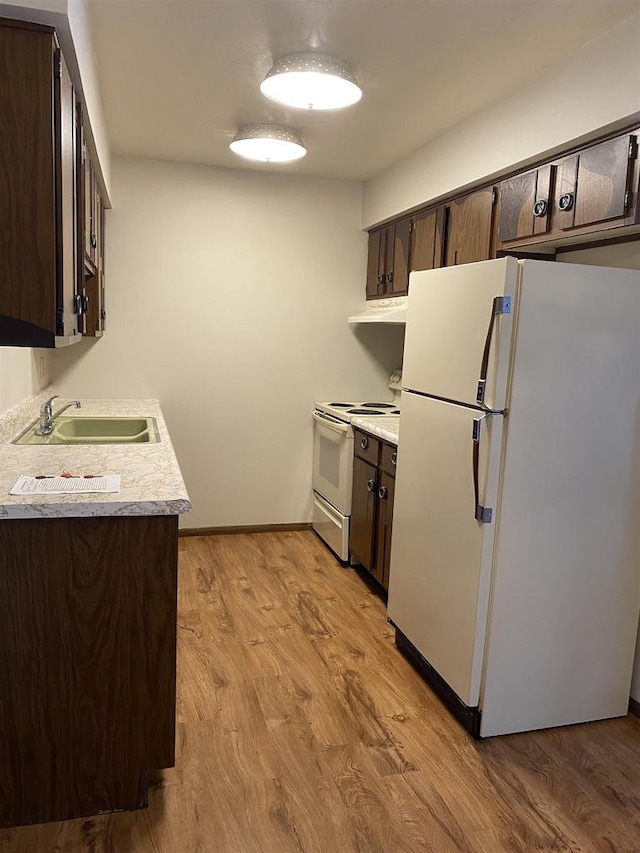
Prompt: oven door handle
<box><xmin>313</xmin><ymin>411</ymin><xmax>349</xmax><ymax>435</ymax></box>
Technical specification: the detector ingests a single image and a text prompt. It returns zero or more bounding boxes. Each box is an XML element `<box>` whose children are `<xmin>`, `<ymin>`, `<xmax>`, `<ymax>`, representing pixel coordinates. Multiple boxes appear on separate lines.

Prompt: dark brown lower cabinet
<box><xmin>0</xmin><ymin>514</ymin><xmax>178</xmax><ymax>828</ymax></box>
<box><xmin>350</xmin><ymin>430</ymin><xmax>397</xmax><ymax>590</ymax></box>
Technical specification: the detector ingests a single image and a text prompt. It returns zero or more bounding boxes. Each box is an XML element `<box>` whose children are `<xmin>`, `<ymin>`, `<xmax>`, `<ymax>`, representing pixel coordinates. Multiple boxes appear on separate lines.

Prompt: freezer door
<box><xmin>403</xmin><ymin>258</ymin><xmax>518</xmax><ymax>411</ymax></box>
<box><xmin>387</xmin><ymin>392</ymin><xmax>503</xmax><ymax>706</ymax></box>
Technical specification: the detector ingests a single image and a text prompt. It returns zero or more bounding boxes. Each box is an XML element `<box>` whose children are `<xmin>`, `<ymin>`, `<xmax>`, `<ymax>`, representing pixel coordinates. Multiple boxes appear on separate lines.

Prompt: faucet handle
<box><xmin>42</xmin><ymin>394</ymin><xmax>59</xmax><ymax>410</ymax></box>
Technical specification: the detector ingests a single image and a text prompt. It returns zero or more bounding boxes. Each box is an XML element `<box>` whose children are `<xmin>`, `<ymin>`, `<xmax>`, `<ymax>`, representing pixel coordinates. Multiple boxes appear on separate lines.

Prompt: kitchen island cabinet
<box><xmin>0</xmin><ymin>396</ymin><xmax>190</xmax><ymax>828</ymax></box>
<box><xmin>350</xmin><ymin>423</ymin><xmax>398</xmax><ymax>590</ymax></box>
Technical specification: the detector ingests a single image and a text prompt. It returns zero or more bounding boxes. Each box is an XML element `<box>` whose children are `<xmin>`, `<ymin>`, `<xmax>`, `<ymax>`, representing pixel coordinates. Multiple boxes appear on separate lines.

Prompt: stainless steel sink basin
<box><xmin>14</xmin><ymin>416</ymin><xmax>159</xmax><ymax>445</ymax></box>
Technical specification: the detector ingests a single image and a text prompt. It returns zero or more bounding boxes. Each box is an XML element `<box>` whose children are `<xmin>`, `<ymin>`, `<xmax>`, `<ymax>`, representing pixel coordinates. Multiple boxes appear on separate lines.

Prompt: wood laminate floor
<box><xmin>2</xmin><ymin>531</ymin><xmax>640</xmax><ymax>852</ymax></box>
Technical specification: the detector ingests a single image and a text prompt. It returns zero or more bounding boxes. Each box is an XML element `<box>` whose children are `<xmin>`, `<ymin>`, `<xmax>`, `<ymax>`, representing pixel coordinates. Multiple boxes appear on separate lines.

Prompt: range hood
<box><xmin>347</xmin><ymin>295</ymin><xmax>407</xmax><ymax>324</ymax></box>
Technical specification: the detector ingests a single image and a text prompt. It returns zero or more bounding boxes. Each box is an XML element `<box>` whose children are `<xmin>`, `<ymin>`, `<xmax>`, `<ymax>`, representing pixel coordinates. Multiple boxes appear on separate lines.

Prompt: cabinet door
<box><xmin>549</xmin><ymin>155</ymin><xmax>579</xmax><ymax>232</ymax></box>
<box><xmin>573</xmin><ymin>134</ymin><xmax>636</xmax><ymax>228</ymax></box>
<box><xmin>0</xmin><ymin>26</ymin><xmax>58</xmax><ymax>344</ymax></box>
<box><xmin>350</xmin><ymin>455</ymin><xmax>377</xmax><ymax>570</ymax></box>
<box><xmin>55</xmin><ymin>49</ymin><xmax>79</xmax><ymax>339</ymax></box>
<box><xmin>389</xmin><ymin>217</ymin><xmax>411</xmax><ymax>295</ymax></box>
<box><xmin>410</xmin><ymin>208</ymin><xmax>445</xmax><ymax>274</ymax></box>
<box><xmin>445</xmin><ymin>187</ymin><xmax>496</xmax><ymax>266</ymax></box>
<box><xmin>374</xmin><ymin>471</ymin><xmax>395</xmax><ymax>590</ymax></box>
<box><xmin>366</xmin><ymin>228</ymin><xmax>384</xmax><ymax>298</ymax></box>
<box><xmin>499</xmin><ymin>165</ymin><xmax>552</xmax><ymax>243</ymax></box>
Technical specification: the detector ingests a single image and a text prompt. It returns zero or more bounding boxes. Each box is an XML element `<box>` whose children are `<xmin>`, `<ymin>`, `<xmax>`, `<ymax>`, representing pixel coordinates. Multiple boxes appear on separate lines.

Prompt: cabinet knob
<box><xmin>376</xmin><ymin>274</ymin><xmax>383</xmax><ymax>285</ymax></box>
<box><xmin>360</xmin><ymin>437</ymin><xmax>369</xmax><ymax>450</ymax></box>
<box><xmin>385</xmin><ymin>272</ymin><xmax>393</xmax><ymax>284</ymax></box>
<box><xmin>367</xmin><ymin>478</ymin><xmax>376</xmax><ymax>493</ymax></box>
<box><xmin>558</xmin><ymin>192</ymin><xmax>574</xmax><ymax>212</ymax></box>
<box><xmin>391</xmin><ymin>451</ymin><xmax>397</xmax><ymax>466</ymax></box>
<box><xmin>378</xmin><ymin>486</ymin><xmax>387</xmax><ymax>500</ymax></box>
<box><xmin>533</xmin><ymin>199</ymin><xmax>548</xmax><ymax>217</ymax></box>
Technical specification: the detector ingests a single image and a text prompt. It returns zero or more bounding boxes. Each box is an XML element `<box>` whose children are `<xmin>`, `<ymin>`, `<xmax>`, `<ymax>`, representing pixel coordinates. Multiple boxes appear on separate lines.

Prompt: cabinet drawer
<box><xmin>380</xmin><ymin>442</ymin><xmax>398</xmax><ymax>475</ymax></box>
<box><xmin>354</xmin><ymin>429</ymin><xmax>380</xmax><ymax>464</ymax></box>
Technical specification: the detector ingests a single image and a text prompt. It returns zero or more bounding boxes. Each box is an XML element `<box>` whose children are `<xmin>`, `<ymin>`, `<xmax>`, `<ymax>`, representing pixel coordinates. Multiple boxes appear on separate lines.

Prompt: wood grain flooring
<box><xmin>2</xmin><ymin>530</ymin><xmax>640</xmax><ymax>852</ymax></box>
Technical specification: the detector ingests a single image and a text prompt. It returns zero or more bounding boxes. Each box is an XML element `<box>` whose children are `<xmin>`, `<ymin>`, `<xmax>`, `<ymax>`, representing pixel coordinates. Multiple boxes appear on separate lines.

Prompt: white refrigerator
<box><xmin>387</xmin><ymin>257</ymin><xmax>640</xmax><ymax>738</ymax></box>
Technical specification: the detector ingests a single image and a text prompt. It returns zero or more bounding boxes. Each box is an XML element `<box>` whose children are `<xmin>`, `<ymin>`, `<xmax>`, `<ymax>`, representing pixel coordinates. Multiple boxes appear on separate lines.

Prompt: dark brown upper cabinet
<box><xmin>77</xmin><ymin>107</ymin><xmax>107</xmax><ymax>338</ymax></box>
<box><xmin>444</xmin><ymin>187</ymin><xmax>497</xmax><ymax>267</ymax></box>
<box><xmin>410</xmin><ymin>207</ymin><xmax>446</xmax><ymax>273</ymax></box>
<box><xmin>0</xmin><ymin>20</ymin><xmax>81</xmax><ymax>347</ymax></box>
<box><xmin>499</xmin><ymin>165</ymin><xmax>553</xmax><ymax>243</ymax></box>
<box><xmin>499</xmin><ymin>132</ymin><xmax>639</xmax><ymax>248</ymax></box>
<box><xmin>366</xmin><ymin>218</ymin><xmax>411</xmax><ymax>298</ymax></box>
<box><xmin>366</xmin><ymin>208</ymin><xmax>445</xmax><ymax>300</ymax></box>
<box><xmin>554</xmin><ymin>134</ymin><xmax>637</xmax><ymax>231</ymax></box>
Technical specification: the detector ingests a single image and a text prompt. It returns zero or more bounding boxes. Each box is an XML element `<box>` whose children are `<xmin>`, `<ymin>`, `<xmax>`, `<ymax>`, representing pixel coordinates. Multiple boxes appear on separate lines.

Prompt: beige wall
<box><xmin>362</xmin><ymin>14</ymin><xmax>640</xmax><ymax>228</ymax></box>
<box><xmin>52</xmin><ymin>156</ymin><xmax>403</xmax><ymax>529</ymax></box>
<box><xmin>0</xmin><ymin>348</ymin><xmax>50</xmax><ymax>416</ymax></box>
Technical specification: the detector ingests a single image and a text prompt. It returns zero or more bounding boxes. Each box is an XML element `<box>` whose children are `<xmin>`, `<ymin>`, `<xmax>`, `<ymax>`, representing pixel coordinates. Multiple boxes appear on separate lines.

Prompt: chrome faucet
<box><xmin>36</xmin><ymin>395</ymin><xmax>81</xmax><ymax>436</ymax></box>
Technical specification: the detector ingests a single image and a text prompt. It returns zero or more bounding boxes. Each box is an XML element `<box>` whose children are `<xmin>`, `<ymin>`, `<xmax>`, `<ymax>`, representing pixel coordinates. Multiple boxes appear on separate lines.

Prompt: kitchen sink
<box><xmin>14</xmin><ymin>416</ymin><xmax>159</xmax><ymax>445</ymax></box>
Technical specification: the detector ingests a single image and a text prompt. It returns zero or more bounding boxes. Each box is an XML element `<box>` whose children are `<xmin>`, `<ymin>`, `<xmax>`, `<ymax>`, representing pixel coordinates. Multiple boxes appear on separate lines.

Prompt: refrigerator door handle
<box><xmin>472</xmin><ymin>414</ymin><xmax>493</xmax><ymax>523</ymax></box>
<box><xmin>476</xmin><ymin>295</ymin><xmax>511</xmax><ymax>406</ymax></box>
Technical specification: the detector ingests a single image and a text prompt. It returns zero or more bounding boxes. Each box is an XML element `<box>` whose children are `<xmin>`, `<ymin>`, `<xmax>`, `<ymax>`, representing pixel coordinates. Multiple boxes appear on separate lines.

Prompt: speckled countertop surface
<box><xmin>350</xmin><ymin>416</ymin><xmax>400</xmax><ymax>445</ymax></box>
<box><xmin>0</xmin><ymin>393</ymin><xmax>191</xmax><ymax>519</ymax></box>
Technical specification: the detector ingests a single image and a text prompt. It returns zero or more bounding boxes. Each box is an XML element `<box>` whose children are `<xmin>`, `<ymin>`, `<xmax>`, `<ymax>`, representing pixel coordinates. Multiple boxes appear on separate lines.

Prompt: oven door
<box><xmin>312</xmin><ymin>411</ymin><xmax>354</xmax><ymax>516</ymax></box>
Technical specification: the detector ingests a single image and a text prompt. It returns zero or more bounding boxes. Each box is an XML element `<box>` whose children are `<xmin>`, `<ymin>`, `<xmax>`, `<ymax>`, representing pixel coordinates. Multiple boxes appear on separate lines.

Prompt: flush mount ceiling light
<box><xmin>229</xmin><ymin>124</ymin><xmax>307</xmax><ymax>163</ymax></box>
<box><xmin>260</xmin><ymin>53</ymin><xmax>362</xmax><ymax>111</ymax></box>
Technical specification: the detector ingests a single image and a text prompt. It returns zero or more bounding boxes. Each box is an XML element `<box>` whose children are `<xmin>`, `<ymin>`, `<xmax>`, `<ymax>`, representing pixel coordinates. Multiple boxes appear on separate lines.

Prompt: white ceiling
<box><xmin>87</xmin><ymin>0</ymin><xmax>640</xmax><ymax>181</ymax></box>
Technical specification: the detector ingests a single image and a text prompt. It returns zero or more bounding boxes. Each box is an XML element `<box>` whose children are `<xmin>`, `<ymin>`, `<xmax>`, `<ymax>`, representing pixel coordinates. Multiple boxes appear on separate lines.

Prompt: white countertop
<box><xmin>0</xmin><ymin>394</ymin><xmax>191</xmax><ymax>519</ymax></box>
<box><xmin>351</xmin><ymin>416</ymin><xmax>400</xmax><ymax>445</ymax></box>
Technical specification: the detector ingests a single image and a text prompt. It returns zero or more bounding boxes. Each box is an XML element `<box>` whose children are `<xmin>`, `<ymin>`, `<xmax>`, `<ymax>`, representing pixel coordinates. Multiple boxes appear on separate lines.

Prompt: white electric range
<box><xmin>312</xmin><ymin>370</ymin><xmax>402</xmax><ymax>561</ymax></box>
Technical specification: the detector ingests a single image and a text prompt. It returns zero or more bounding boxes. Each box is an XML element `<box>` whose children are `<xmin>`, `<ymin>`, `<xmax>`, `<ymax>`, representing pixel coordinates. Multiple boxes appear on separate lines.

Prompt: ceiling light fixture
<box><xmin>260</xmin><ymin>53</ymin><xmax>362</xmax><ymax>111</ymax></box>
<box><xmin>229</xmin><ymin>124</ymin><xmax>307</xmax><ymax>163</ymax></box>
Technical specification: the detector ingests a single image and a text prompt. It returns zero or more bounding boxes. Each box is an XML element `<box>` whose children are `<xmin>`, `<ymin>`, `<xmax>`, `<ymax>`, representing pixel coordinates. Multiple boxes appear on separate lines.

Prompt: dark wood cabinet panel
<box><xmin>350</xmin><ymin>433</ymin><xmax>397</xmax><ymax>590</ymax></box>
<box><xmin>0</xmin><ymin>24</ymin><xmax>60</xmax><ymax>345</ymax></box>
<box><xmin>354</xmin><ymin>428</ymin><xmax>380</xmax><ymax>466</ymax></box>
<box><xmin>549</xmin><ymin>155</ymin><xmax>578</xmax><ymax>232</ymax></box>
<box><xmin>350</xmin><ymin>455</ymin><xmax>377</xmax><ymax>571</ymax></box>
<box><xmin>391</xmin><ymin>217</ymin><xmax>411</xmax><ymax>294</ymax></box>
<box><xmin>573</xmin><ymin>135</ymin><xmax>636</xmax><ymax>227</ymax></box>
<box><xmin>410</xmin><ymin>208</ymin><xmax>445</xmax><ymax>273</ymax></box>
<box><xmin>499</xmin><ymin>133</ymin><xmax>639</xmax><ymax>248</ymax></box>
<box><xmin>366</xmin><ymin>227</ymin><xmax>385</xmax><ymax>298</ymax></box>
<box><xmin>445</xmin><ymin>187</ymin><xmax>496</xmax><ymax>267</ymax></box>
<box><xmin>0</xmin><ymin>514</ymin><xmax>178</xmax><ymax>828</ymax></box>
<box><xmin>0</xmin><ymin>19</ymin><xmax>108</xmax><ymax>347</ymax></box>
<box><xmin>374</xmin><ymin>471</ymin><xmax>395</xmax><ymax>589</ymax></box>
<box><xmin>499</xmin><ymin>165</ymin><xmax>552</xmax><ymax>243</ymax></box>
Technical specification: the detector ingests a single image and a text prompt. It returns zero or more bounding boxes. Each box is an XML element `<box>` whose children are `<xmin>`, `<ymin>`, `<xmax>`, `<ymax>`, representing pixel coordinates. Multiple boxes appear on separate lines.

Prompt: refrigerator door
<box><xmin>403</xmin><ymin>257</ymin><xmax>518</xmax><ymax>411</ymax></box>
<box><xmin>387</xmin><ymin>391</ymin><xmax>504</xmax><ymax>706</ymax></box>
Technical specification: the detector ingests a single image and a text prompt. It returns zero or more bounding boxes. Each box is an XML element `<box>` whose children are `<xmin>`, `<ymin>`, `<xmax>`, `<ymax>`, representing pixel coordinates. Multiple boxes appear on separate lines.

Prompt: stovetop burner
<box><xmin>347</xmin><ymin>408</ymin><xmax>388</xmax><ymax>415</ymax></box>
<box><xmin>360</xmin><ymin>402</ymin><xmax>395</xmax><ymax>408</ymax></box>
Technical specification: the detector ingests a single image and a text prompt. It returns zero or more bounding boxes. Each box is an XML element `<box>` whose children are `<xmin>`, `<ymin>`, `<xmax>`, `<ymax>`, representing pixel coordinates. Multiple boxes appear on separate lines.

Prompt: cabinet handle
<box><xmin>533</xmin><ymin>199</ymin><xmax>548</xmax><ymax>217</ymax></box>
<box><xmin>90</xmin><ymin>232</ymin><xmax>97</xmax><ymax>249</ymax></box>
<box><xmin>378</xmin><ymin>486</ymin><xmax>387</xmax><ymax>500</ymax></box>
<box><xmin>376</xmin><ymin>274</ymin><xmax>383</xmax><ymax>285</ymax></box>
<box><xmin>558</xmin><ymin>192</ymin><xmax>574</xmax><ymax>212</ymax></box>
<box><xmin>391</xmin><ymin>451</ymin><xmax>397</xmax><ymax>466</ymax></box>
<box><xmin>367</xmin><ymin>479</ymin><xmax>376</xmax><ymax>493</ymax></box>
<box><xmin>360</xmin><ymin>437</ymin><xmax>369</xmax><ymax>450</ymax></box>
<box><xmin>385</xmin><ymin>272</ymin><xmax>393</xmax><ymax>284</ymax></box>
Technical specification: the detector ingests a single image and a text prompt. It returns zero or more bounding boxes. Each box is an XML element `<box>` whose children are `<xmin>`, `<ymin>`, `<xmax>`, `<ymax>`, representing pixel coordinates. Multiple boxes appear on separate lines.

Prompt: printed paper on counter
<box><xmin>10</xmin><ymin>475</ymin><xmax>121</xmax><ymax>496</ymax></box>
